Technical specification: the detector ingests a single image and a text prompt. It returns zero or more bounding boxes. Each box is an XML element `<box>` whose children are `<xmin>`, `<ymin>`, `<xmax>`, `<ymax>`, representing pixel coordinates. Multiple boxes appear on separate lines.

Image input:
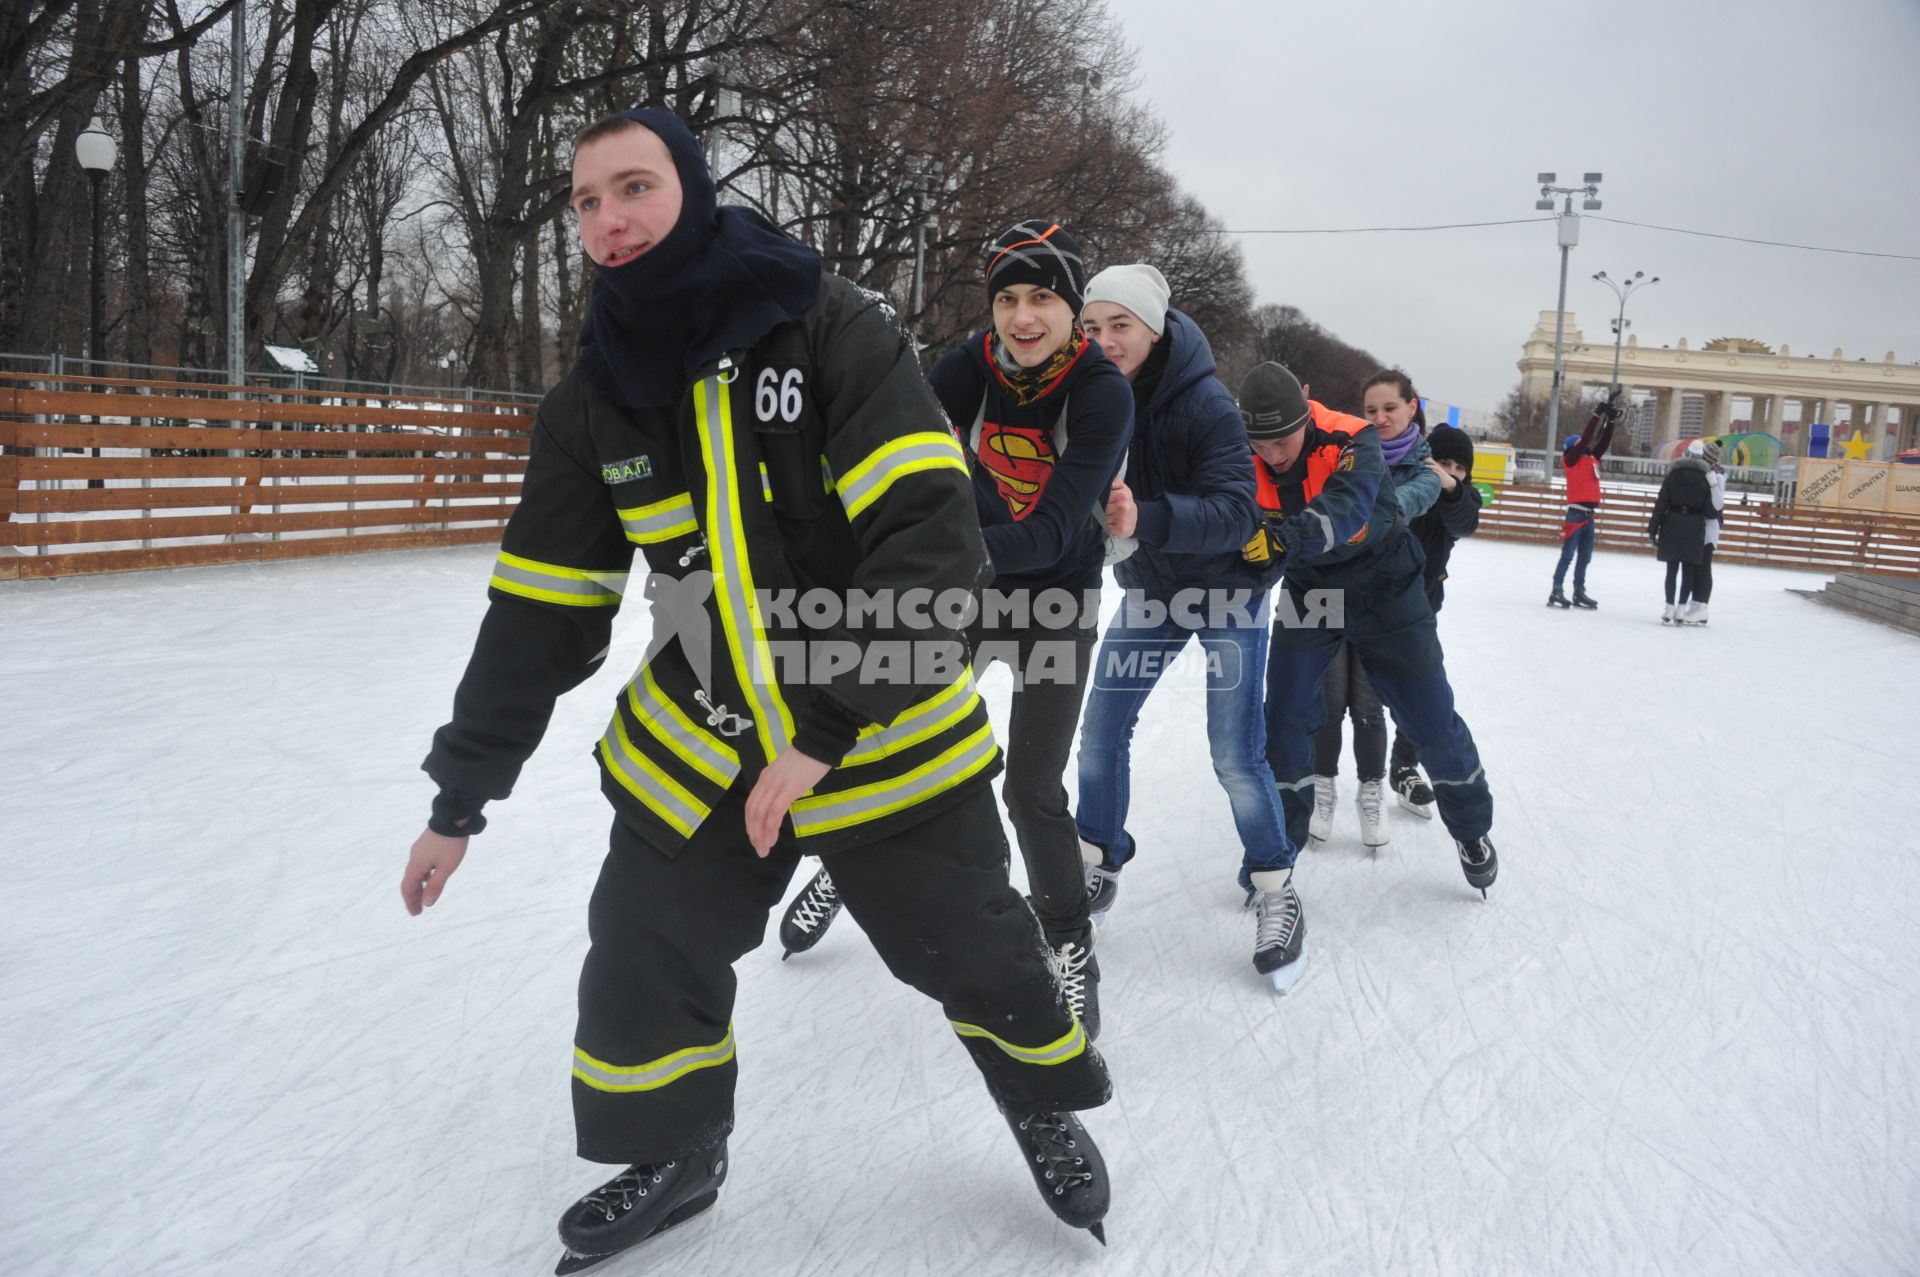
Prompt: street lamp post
<box><xmin>1592</xmin><ymin>269</ymin><xmax>1659</xmax><ymax>401</ymax></box>
<box><xmin>904</xmin><ymin>155</ymin><xmax>943</xmax><ymax>348</ymax></box>
<box><xmin>1534</xmin><ymin>171</ymin><xmax>1602</xmax><ymax>485</ymax></box>
<box><xmin>705</xmin><ymin>55</ymin><xmax>741</xmax><ymax>188</ymax></box>
<box><xmin>76</xmin><ymin>117</ymin><xmax>118</xmax><ymax>489</ymax></box>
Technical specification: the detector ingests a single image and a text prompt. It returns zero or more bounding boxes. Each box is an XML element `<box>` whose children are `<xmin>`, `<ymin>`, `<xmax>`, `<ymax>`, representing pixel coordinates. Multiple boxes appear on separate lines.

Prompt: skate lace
<box><xmin>1052</xmin><ymin>941</ymin><xmax>1092</xmax><ymax>1019</ymax></box>
<box><xmin>1357</xmin><ymin>783</ymin><xmax>1384</xmax><ymax>824</ymax></box>
<box><xmin>1459</xmin><ymin>839</ymin><xmax>1491</xmax><ymax>867</ymax></box>
<box><xmin>788</xmin><ymin>872</ymin><xmax>839</xmax><ymax>933</ymax></box>
<box><xmin>1016</xmin><ymin>1114</ymin><xmax>1095</xmax><ymax>1198</ymax></box>
<box><xmin>1254</xmin><ymin>885</ymin><xmax>1301</xmax><ymax>954</ymax></box>
<box><xmin>582</xmin><ymin>1160</ymin><xmax>674</xmax><ymax>1221</ymax></box>
<box><xmin>1313</xmin><ymin>783</ymin><xmax>1335</xmax><ymax>820</ymax></box>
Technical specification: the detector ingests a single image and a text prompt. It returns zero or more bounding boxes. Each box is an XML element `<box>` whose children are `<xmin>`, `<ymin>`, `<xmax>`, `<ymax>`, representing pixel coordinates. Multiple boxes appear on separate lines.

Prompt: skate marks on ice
<box><xmin>4</xmin><ymin>544</ymin><xmax>1919</xmax><ymax>1274</ymax></box>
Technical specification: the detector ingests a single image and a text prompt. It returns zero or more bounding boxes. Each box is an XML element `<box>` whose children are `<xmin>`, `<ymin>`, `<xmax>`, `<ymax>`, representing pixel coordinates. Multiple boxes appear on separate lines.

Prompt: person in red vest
<box><xmin>1548</xmin><ymin>392</ymin><xmax>1623</xmax><ymax>610</ymax></box>
<box><xmin>1242</xmin><ymin>363</ymin><xmax>1498</xmax><ymax>949</ymax></box>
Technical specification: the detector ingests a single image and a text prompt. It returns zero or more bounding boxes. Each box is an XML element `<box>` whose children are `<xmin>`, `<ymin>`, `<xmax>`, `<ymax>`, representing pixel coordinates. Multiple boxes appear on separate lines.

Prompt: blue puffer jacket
<box><xmin>1386</xmin><ymin>430</ymin><xmax>1440</xmax><ymax>521</ymax></box>
<box><xmin>1111</xmin><ymin>309</ymin><xmax>1261</xmax><ymax>600</ymax></box>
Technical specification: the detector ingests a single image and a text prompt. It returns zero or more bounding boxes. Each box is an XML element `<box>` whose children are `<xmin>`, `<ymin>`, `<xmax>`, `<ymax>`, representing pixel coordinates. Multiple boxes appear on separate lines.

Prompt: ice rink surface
<box><xmin>3</xmin><ymin>539</ymin><xmax>1916</xmax><ymax>1276</ymax></box>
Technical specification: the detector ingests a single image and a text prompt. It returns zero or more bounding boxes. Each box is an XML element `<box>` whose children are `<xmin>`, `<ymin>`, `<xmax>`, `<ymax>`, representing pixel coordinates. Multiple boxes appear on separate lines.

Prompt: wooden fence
<box><xmin>1475</xmin><ymin>483</ymin><xmax>1920</xmax><ymax>579</ymax></box>
<box><xmin>9</xmin><ymin>378</ymin><xmax>1920</xmax><ymax>583</ymax></box>
<box><xmin>0</xmin><ymin>373</ymin><xmax>533</xmax><ymax>580</ymax></box>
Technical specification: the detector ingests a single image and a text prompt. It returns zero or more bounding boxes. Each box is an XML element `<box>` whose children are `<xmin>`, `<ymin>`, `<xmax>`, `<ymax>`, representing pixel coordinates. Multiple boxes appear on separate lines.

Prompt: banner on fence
<box><xmin>1795</xmin><ymin>458</ymin><xmax>1920</xmax><ymax>515</ymax></box>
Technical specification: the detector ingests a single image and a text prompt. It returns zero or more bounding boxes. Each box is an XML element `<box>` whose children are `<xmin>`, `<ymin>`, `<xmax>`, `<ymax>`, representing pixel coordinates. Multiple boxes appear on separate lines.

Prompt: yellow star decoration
<box><xmin>1839</xmin><ymin>430</ymin><xmax>1873</xmax><ymax>461</ymax></box>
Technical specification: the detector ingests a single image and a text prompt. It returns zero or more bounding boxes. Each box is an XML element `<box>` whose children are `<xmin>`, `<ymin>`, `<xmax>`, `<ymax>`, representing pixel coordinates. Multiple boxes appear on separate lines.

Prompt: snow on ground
<box><xmin>2</xmin><ymin>539</ymin><xmax>1916</xmax><ymax>1276</ymax></box>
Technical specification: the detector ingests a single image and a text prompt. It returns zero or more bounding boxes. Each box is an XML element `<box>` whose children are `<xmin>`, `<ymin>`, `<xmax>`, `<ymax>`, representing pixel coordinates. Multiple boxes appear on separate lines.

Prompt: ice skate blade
<box><xmin>1089</xmin><ymin>1222</ymin><xmax>1108</xmax><ymax>1246</ymax></box>
<box><xmin>1395</xmin><ymin>796</ymin><xmax>1435</xmax><ymax>820</ymax></box>
<box><xmin>554</xmin><ymin>1190</ymin><xmax>719</xmax><ymax>1274</ymax></box>
<box><xmin>1261</xmin><ymin>942</ymin><xmax>1311</xmax><ymax>995</ymax></box>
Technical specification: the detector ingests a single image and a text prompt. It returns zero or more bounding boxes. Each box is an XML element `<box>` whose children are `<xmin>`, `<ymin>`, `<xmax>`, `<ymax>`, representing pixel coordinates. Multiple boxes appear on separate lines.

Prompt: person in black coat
<box><xmin>399</xmin><ymin>116</ymin><xmax>1115</xmax><ymax>1264</ymax></box>
<box><xmin>1649</xmin><ymin>444</ymin><xmax>1714</xmax><ymax>624</ymax></box>
<box><xmin>1389</xmin><ymin>424</ymin><xmax>1482</xmax><ymax>816</ymax></box>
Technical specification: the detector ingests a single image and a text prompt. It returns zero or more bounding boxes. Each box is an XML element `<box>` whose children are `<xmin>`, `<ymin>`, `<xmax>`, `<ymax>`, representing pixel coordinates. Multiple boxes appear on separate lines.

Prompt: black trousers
<box><xmin>1310</xmin><ymin>639</ymin><xmax>1387</xmax><ymax>780</ymax></box>
<box><xmin>967</xmin><ymin>613</ymin><xmax>1099</xmax><ymax>948</ymax></box>
<box><xmin>572</xmin><ymin>783</ymin><xmax>1109</xmax><ymax>1165</ymax></box>
<box><xmin>1696</xmin><ymin>545</ymin><xmax>1716</xmax><ymax>602</ymax></box>
<box><xmin>1664</xmin><ymin>559</ymin><xmax>1701</xmax><ymax>605</ymax></box>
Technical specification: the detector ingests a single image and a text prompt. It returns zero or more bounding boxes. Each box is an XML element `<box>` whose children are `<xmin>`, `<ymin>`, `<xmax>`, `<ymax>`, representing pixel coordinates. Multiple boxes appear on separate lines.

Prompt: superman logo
<box><xmin>977</xmin><ymin>421</ymin><xmax>1057</xmax><ymax>520</ymax></box>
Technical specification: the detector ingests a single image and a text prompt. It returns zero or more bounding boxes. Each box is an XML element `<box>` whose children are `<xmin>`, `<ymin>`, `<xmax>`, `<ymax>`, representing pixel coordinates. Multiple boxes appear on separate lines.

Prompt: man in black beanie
<box><xmin>398</xmin><ymin>111</ymin><xmax>1112</xmax><ymax>1270</ymax></box>
<box><xmin>1238</xmin><ymin>363</ymin><xmax>1499</xmax><ymax>934</ymax></box>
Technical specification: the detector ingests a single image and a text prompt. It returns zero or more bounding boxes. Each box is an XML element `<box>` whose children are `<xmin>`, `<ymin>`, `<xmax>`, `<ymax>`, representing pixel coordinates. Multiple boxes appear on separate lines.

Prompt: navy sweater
<box><xmin>929</xmin><ymin>331</ymin><xmax>1133</xmax><ymax>596</ymax></box>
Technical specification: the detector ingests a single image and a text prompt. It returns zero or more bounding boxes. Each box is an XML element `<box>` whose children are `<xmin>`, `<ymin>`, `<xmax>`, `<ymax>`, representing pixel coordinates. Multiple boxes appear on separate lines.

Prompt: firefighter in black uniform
<box><xmin>1238</xmin><ymin>363</ymin><xmax>1499</xmax><ymax>910</ymax></box>
<box><xmin>397</xmin><ymin>109</ymin><xmax>1111</xmax><ymax>1270</ymax></box>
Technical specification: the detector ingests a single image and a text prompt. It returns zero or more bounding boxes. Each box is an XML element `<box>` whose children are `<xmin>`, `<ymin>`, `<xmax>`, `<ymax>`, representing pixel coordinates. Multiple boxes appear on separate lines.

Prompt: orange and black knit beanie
<box><xmin>985</xmin><ymin>219</ymin><xmax>1086</xmax><ymax>313</ymax></box>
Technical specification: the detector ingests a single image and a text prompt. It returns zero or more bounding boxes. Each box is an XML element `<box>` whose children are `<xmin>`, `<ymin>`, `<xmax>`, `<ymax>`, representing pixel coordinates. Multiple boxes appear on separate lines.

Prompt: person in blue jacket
<box><xmin>777</xmin><ymin>220</ymin><xmax>1132</xmax><ymax>1037</ymax></box>
<box><xmin>1305</xmin><ymin>370</ymin><xmax>1441</xmax><ymax>852</ymax></box>
<box><xmin>1069</xmin><ymin>265</ymin><xmax>1281</xmax><ymax>983</ymax></box>
<box><xmin>1245</xmin><ymin>362</ymin><xmax>1498</xmax><ymax>952</ymax></box>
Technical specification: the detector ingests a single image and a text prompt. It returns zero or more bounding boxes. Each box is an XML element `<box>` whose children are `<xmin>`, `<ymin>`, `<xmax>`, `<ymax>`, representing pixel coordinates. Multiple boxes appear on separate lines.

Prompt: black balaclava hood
<box><xmin>576</xmin><ymin>108</ymin><xmax>821</xmax><ymax>411</ymax></box>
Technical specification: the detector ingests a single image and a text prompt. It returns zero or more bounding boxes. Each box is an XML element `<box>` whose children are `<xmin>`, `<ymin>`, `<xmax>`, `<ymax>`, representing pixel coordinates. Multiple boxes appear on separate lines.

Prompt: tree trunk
<box><xmin>119</xmin><ymin>47</ymin><xmax>153</xmax><ymax>366</ymax></box>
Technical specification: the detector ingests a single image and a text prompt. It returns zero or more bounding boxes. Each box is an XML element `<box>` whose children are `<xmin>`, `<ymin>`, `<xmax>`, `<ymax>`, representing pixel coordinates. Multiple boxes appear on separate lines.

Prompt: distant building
<box><xmin>1517</xmin><ymin>312</ymin><xmax>1920</xmax><ymax>459</ymax></box>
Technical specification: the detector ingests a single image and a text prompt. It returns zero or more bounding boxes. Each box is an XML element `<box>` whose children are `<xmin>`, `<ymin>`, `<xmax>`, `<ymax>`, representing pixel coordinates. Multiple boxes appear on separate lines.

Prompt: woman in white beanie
<box><xmin>1073</xmin><ymin>264</ymin><xmax>1305</xmax><ymax>987</ymax></box>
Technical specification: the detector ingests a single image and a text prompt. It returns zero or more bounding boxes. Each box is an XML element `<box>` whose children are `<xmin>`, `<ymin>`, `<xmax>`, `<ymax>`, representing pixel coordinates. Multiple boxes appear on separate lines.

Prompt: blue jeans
<box><xmin>1075</xmin><ymin>590</ymin><xmax>1294</xmax><ymax>885</ymax></box>
<box><xmin>1265</xmin><ymin>536</ymin><xmax>1493</xmax><ymax>852</ymax></box>
<box><xmin>1552</xmin><ymin>507</ymin><xmax>1595</xmax><ymax>591</ymax></box>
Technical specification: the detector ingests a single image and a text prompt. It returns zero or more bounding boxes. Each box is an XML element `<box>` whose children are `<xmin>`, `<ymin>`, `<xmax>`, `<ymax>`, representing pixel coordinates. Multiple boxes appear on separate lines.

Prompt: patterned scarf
<box><xmin>988</xmin><ymin>326</ymin><xmax>1088</xmax><ymax>407</ymax></box>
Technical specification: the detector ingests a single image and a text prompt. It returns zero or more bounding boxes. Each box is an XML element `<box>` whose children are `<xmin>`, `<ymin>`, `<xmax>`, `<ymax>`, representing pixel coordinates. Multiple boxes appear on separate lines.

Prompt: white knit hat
<box><xmin>1083</xmin><ymin>263</ymin><xmax>1171</xmax><ymax>335</ymax></box>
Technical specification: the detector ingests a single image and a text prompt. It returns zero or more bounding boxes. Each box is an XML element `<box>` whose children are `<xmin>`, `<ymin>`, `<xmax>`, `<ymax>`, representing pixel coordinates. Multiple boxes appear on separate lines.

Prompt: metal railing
<box><xmin>0</xmin><ymin>351</ymin><xmax>544</xmax><ymax>406</ymax></box>
<box><xmin>1506</xmin><ymin>447</ymin><xmax>1786</xmax><ymax>499</ymax></box>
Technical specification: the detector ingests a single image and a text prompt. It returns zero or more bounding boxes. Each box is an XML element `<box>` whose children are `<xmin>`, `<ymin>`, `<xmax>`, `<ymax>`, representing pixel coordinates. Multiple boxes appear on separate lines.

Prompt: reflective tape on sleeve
<box><xmin>571</xmin><ymin>1026</ymin><xmax>736</xmax><ymax>1093</ymax></box>
<box><xmin>490</xmin><ymin>551</ymin><xmax>626</xmax><ymax>607</ymax></box>
<box><xmin>616</xmin><ymin>494</ymin><xmax>699</xmax><ymax>544</ymax></box>
<box><xmin>835</xmin><ymin>431</ymin><xmax>970</xmax><ymax>521</ymax></box>
<box><xmin>789</xmin><ymin>723</ymin><xmax>997</xmax><ymax>837</ymax></box>
<box><xmin>840</xmin><ymin>670</ymin><xmax>981</xmax><ymax>767</ymax></box>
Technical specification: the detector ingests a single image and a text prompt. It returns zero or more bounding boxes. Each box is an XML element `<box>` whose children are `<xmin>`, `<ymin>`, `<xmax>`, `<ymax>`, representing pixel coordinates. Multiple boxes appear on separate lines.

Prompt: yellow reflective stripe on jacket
<box><xmin>616</xmin><ymin>494</ymin><xmax>698</xmax><ymax>544</ymax></box>
<box><xmin>598</xmin><ymin>709</ymin><xmax>710</xmax><ymax>838</ymax></box>
<box><xmin>629</xmin><ymin>666</ymin><xmax>741</xmax><ymax>789</ymax></box>
<box><xmin>789</xmin><ymin>722</ymin><xmax>997</xmax><ymax>836</ymax></box>
<box><xmin>835</xmin><ymin>431</ymin><xmax>969</xmax><ymax>521</ymax></box>
<box><xmin>694</xmin><ymin>374</ymin><xmax>794</xmax><ymax>762</ymax></box>
<box><xmin>840</xmin><ymin>670</ymin><xmax>981</xmax><ymax>767</ymax></box>
<box><xmin>490</xmin><ymin>551</ymin><xmax>626</xmax><ymax>607</ymax></box>
<box><xmin>949</xmin><ymin>1016</ymin><xmax>1087</xmax><ymax>1066</ymax></box>
<box><xmin>571</xmin><ymin>1026</ymin><xmax>736</xmax><ymax>1093</ymax></box>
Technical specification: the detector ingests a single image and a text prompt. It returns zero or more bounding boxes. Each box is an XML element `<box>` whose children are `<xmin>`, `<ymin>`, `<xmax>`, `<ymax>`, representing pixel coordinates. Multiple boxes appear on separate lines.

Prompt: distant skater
<box><xmin>1548</xmin><ymin>392</ymin><xmax>1622</xmax><ymax>610</ymax></box>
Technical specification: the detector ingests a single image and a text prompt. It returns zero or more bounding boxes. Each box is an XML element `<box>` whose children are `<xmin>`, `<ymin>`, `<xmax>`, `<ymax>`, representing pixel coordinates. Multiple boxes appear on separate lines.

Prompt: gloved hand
<box><xmin>1242</xmin><ymin>518</ymin><xmax>1298</xmax><ymax>564</ymax></box>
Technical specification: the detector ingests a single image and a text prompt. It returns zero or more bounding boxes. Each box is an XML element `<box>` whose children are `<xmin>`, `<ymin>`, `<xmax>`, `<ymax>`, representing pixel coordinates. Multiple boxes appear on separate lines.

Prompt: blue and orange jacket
<box><xmin>1244</xmin><ymin>401</ymin><xmax>1402</xmax><ymax>587</ymax></box>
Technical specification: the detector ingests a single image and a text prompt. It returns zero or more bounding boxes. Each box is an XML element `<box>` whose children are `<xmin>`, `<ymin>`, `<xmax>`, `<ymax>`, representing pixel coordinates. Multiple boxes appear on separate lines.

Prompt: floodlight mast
<box><xmin>1534</xmin><ymin>171</ymin><xmax>1606</xmax><ymax>478</ymax></box>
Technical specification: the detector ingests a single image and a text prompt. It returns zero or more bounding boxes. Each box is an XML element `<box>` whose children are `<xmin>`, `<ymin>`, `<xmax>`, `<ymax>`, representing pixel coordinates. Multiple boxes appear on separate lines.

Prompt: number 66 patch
<box><xmin>754</xmin><ymin>367</ymin><xmax>805</xmax><ymax>425</ymax></box>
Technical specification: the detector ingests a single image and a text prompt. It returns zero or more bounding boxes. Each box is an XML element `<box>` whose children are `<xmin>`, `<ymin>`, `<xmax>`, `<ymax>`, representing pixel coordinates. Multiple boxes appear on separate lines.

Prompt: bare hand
<box><xmin>1425</xmin><ymin>457</ymin><xmax>1459</xmax><ymax>492</ymax></box>
<box><xmin>1105</xmin><ymin>476</ymin><xmax>1138</xmax><ymax>538</ymax></box>
<box><xmin>745</xmin><ymin>748</ymin><xmax>833</xmax><ymax>857</ymax></box>
<box><xmin>401</xmin><ymin>827</ymin><xmax>470</xmax><ymax>915</ymax></box>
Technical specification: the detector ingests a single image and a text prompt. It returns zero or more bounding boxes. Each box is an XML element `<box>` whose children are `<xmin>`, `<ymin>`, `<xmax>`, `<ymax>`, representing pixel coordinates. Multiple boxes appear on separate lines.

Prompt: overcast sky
<box><xmin>1098</xmin><ymin>0</ymin><xmax>1920</xmax><ymax>411</ymax></box>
